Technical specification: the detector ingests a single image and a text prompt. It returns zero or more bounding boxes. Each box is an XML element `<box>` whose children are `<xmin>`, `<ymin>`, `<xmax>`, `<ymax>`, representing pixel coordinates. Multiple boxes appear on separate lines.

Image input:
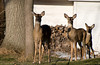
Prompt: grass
<box><xmin>0</xmin><ymin>54</ymin><xmax>100</xmax><ymax>65</ymax></box>
<box><xmin>69</xmin><ymin>58</ymin><xmax>100</xmax><ymax>65</ymax></box>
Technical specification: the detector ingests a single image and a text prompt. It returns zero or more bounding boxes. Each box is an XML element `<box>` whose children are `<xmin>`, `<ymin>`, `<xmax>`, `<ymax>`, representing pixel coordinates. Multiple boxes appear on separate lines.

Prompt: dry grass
<box><xmin>0</xmin><ymin>47</ymin><xmax>27</xmax><ymax>63</ymax></box>
<box><xmin>0</xmin><ymin>47</ymin><xmax>100</xmax><ymax>65</ymax></box>
<box><xmin>0</xmin><ymin>47</ymin><xmax>34</xmax><ymax>63</ymax></box>
<box><xmin>0</xmin><ymin>47</ymin><xmax>16</xmax><ymax>55</ymax></box>
<box><xmin>17</xmin><ymin>55</ymin><xmax>27</xmax><ymax>62</ymax></box>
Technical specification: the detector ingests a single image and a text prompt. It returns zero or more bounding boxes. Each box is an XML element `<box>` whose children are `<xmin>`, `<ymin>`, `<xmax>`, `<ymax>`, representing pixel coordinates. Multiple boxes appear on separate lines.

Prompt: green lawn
<box><xmin>0</xmin><ymin>54</ymin><xmax>100</xmax><ymax>65</ymax></box>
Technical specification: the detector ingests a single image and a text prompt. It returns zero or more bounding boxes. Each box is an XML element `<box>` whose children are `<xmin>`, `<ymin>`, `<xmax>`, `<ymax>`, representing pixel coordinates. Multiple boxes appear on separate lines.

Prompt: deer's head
<box><xmin>64</xmin><ymin>13</ymin><xmax>77</xmax><ymax>28</ymax></box>
<box><xmin>32</xmin><ymin>11</ymin><xmax>45</xmax><ymax>23</ymax></box>
<box><xmin>85</xmin><ymin>23</ymin><xmax>95</xmax><ymax>33</ymax></box>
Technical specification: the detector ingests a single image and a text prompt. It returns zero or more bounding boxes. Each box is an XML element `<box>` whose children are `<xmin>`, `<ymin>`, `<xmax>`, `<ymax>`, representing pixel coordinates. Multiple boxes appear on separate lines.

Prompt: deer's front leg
<box><xmin>70</xmin><ymin>42</ymin><xmax>73</xmax><ymax>61</ymax></box>
<box><xmin>34</xmin><ymin>41</ymin><xmax>37</xmax><ymax>63</ymax></box>
<box><xmin>74</xmin><ymin>42</ymin><xmax>77</xmax><ymax>61</ymax></box>
<box><xmin>39</xmin><ymin>39</ymin><xmax>42</xmax><ymax>64</ymax></box>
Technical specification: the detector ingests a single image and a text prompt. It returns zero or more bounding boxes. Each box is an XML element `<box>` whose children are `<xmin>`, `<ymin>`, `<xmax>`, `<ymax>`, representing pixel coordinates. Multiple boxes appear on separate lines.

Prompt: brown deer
<box><xmin>85</xmin><ymin>23</ymin><xmax>95</xmax><ymax>59</ymax></box>
<box><xmin>32</xmin><ymin>11</ymin><xmax>51</xmax><ymax>64</ymax></box>
<box><xmin>64</xmin><ymin>13</ymin><xmax>86</xmax><ymax>61</ymax></box>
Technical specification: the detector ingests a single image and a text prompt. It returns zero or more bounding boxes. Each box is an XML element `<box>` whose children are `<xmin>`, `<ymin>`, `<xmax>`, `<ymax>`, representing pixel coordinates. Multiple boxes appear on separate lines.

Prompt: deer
<box><xmin>85</xmin><ymin>23</ymin><xmax>95</xmax><ymax>59</ymax></box>
<box><xmin>64</xmin><ymin>13</ymin><xmax>87</xmax><ymax>61</ymax></box>
<box><xmin>32</xmin><ymin>11</ymin><xmax>51</xmax><ymax>64</ymax></box>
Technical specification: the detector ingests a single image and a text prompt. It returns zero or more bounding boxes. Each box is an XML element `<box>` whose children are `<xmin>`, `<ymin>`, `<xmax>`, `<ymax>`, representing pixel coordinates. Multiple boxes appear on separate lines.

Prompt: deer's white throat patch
<box><xmin>68</xmin><ymin>24</ymin><xmax>72</xmax><ymax>27</ymax></box>
<box><xmin>87</xmin><ymin>32</ymin><xmax>90</xmax><ymax>36</ymax></box>
<box><xmin>35</xmin><ymin>21</ymin><xmax>41</xmax><ymax>24</ymax></box>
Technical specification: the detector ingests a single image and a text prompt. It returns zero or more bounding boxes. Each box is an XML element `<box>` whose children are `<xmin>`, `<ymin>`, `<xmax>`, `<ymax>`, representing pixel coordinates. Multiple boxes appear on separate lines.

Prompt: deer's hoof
<box><xmin>32</xmin><ymin>62</ymin><xmax>35</xmax><ymax>64</ymax></box>
<box><xmin>48</xmin><ymin>59</ymin><xmax>51</xmax><ymax>63</ymax></box>
<box><xmin>75</xmin><ymin>59</ymin><xmax>77</xmax><ymax>61</ymax></box>
<box><xmin>39</xmin><ymin>61</ymin><xmax>41</xmax><ymax>64</ymax></box>
<box><xmin>70</xmin><ymin>59</ymin><xmax>72</xmax><ymax>61</ymax></box>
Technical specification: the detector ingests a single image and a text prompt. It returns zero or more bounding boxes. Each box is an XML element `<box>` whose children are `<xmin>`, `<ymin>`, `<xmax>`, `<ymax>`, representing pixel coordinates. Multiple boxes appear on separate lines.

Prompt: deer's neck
<box><xmin>87</xmin><ymin>32</ymin><xmax>90</xmax><ymax>35</ymax></box>
<box><xmin>68</xmin><ymin>21</ymin><xmax>73</xmax><ymax>28</ymax></box>
<box><xmin>34</xmin><ymin>21</ymin><xmax>41</xmax><ymax>31</ymax></box>
<box><xmin>86</xmin><ymin>32</ymin><xmax>92</xmax><ymax>36</ymax></box>
<box><xmin>68</xmin><ymin>24</ymin><xmax>73</xmax><ymax>29</ymax></box>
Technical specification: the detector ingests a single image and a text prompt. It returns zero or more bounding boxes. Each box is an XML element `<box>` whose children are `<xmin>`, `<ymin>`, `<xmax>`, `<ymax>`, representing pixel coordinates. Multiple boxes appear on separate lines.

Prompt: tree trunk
<box><xmin>2</xmin><ymin>0</ymin><xmax>25</xmax><ymax>52</ymax></box>
<box><xmin>25</xmin><ymin>0</ymin><xmax>34</xmax><ymax>60</ymax></box>
<box><xmin>0</xmin><ymin>0</ymin><xmax>5</xmax><ymax>45</ymax></box>
<box><xmin>0</xmin><ymin>0</ymin><xmax>5</xmax><ymax>20</ymax></box>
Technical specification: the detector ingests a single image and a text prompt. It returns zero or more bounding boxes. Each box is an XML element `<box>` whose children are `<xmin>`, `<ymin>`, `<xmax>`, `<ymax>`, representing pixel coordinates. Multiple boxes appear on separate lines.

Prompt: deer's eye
<box><xmin>69</xmin><ymin>18</ymin><xmax>72</xmax><ymax>21</ymax></box>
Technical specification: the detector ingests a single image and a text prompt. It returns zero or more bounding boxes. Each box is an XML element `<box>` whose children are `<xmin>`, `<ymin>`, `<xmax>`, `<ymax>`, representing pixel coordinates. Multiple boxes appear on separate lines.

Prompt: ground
<box><xmin>0</xmin><ymin>48</ymin><xmax>100</xmax><ymax>65</ymax></box>
<box><xmin>0</xmin><ymin>54</ymin><xmax>100</xmax><ymax>65</ymax></box>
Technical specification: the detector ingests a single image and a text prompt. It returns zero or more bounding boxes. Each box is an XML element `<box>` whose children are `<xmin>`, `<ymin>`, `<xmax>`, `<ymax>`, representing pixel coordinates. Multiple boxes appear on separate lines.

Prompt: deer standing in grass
<box><xmin>32</xmin><ymin>11</ymin><xmax>51</xmax><ymax>64</ymax></box>
<box><xmin>85</xmin><ymin>23</ymin><xmax>95</xmax><ymax>59</ymax></box>
<box><xmin>64</xmin><ymin>13</ymin><xmax>86</xmax><ymax>61</ymax></box>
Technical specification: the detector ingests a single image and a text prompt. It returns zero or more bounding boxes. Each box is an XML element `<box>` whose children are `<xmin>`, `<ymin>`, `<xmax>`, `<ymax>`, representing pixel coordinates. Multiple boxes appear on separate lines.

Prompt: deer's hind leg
<box><xmin>45</xmin><ymin>39</ymin><xmax>51</xmax><ymax>63</ymax></box>
<box><xmin>41</xmin><ymin>43</ymin><xmax>44</xmax><ymax>61</ymax></box>
<box><xmin>78</xmin><ymin>42</ymin><xmax>83</xmax><ymax>60</ymax></box>
<box><xmin>91</xmin><ymin>47</ymin><xmax>95</xmax><ymax>58</ymax></box>
<box><xmin>48</xmin><ymin>43</ymin><xmax>51</xmax><ymax>63</ymax></box>
<box><xmin>42</xmin><ymin>44</ymin><xmax>44</xmax><ymax>57</ymax></box>
<box><xmin>90</xmin><ymin>42</ymin><xmax>95</xmax><ymax>58</ymax></box>
<box><xmin>86</xmin><ymin>44</ymin><xmax>91</xmax><ymax>59</ymax></box>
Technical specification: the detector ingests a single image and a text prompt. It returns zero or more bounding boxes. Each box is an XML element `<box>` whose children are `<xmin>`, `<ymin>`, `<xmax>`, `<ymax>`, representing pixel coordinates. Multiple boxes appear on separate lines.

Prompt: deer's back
<box><xmin>77</xmin><ymin>28</ymin><xmax>86</xmax><ymax>42</ymax></box>
<box><xmin>68</xmin><ymin>28</ymin><xmax>86</xmax><ymax>42</ymax></box>
<box><xmin>41</xmin><ymin>25</ymin><xmax>51</xmax><ymax>42</ymax></box>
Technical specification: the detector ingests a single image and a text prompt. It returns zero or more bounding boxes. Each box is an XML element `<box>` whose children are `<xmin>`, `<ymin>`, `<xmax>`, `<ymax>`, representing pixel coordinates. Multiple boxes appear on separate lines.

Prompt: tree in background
<box><xmin>0</xmin><ymin>0</ymin><xmax>5</xmax><ymax>45</ymax></box>
<box><xmin>2</xmin><ymin>0</ymin><xmax>34</xmax><ymax>61</ymax></box>
<box><xmin>2</xmin><ymin>0</ymin><xmax>25</xmax><ymax>52</ymax></box>
<box><xmin>0</xmin><ymin>0</ymin><xmax>5</xmax><ymax>20</ymax></box>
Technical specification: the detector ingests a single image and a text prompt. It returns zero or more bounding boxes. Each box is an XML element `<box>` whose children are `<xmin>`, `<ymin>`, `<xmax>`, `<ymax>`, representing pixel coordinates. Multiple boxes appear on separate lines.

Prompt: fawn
<box><xmin>32</xmin><ymin>11</ymin><xmax>51</xmax><ymax>64</ymax></box>
<box><xmin>85</xmin><ymin>23</ymin><xmax>95</xmax><ymax>59</ymax></box>
<box><xmin>64</xmin><ymin>13</ymin><xmax>86</xmax><ymax>61</ymax></box>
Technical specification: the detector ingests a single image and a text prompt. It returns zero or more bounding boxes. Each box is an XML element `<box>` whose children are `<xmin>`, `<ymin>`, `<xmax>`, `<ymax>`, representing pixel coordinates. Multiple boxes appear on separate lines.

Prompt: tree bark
<box><xmin>0</xmin><ymin>0</ymin><xmax>5</xmax><ymax>21</ymax></box>
<box><xmin>2</xmin><ymin>0</ymin><xmax>25</xmax><ymax>52</ymax></box>
<box><xmin>25</xmin><ymin>0</ymin><xmax>34</xmax><ymax>60</ymax></box>
<box><xmin>0</xmin><ymin>0</ymin><xmax>5</xmax><ymax>45</ymax></box>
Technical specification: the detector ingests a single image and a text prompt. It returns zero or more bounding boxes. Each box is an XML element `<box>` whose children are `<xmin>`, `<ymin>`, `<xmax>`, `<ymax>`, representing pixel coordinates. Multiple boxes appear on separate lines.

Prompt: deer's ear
<box><xmin>85</xmin><ymin>23</ymin><xmax>88</xmax><ymax>28</ymax></box>
<box><xmin>64</xmin><ymin>13</ymin><xmax>69</xmax><ymax>19</ymax></box>
<box><xmin>73</xmin><ymin>14</ymin><xmax>77</xmax><ymax>19</ymax></box>
<box><xmin>41</xmin><ymin>11</ymin><xmax>45</xmax><ymax>16</ymax></box>
<box><xmin>31</xmin><ymin>12</ymin><xmax>36</xmax><ymax>16</ymax></box>
<box><xmin>91</xmin><ymin>24</ymin><xmax>95</xmax><ymax>29</ymax></box>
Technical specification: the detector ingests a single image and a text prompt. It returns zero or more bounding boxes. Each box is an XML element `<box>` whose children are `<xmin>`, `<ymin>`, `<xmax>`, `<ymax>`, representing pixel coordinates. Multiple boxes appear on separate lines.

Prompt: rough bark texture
<box><xmin>0</xmin><ymin>0</ymin><xmax>5</xmax><ymax>20</ymax></box>
<box><xmin>25</xmin><ymin>0</ymin><xmax>34</xmax><ymax>60</ymax></box>
<box><xmin>0</xmin><ymin>0</ymin><xmax>5</xmax><ymax>45</ymax></box>
<box><xmin>2</xmin><ymin>0</ymin><xmax>25</xmax><ymax>52</ymax></box>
